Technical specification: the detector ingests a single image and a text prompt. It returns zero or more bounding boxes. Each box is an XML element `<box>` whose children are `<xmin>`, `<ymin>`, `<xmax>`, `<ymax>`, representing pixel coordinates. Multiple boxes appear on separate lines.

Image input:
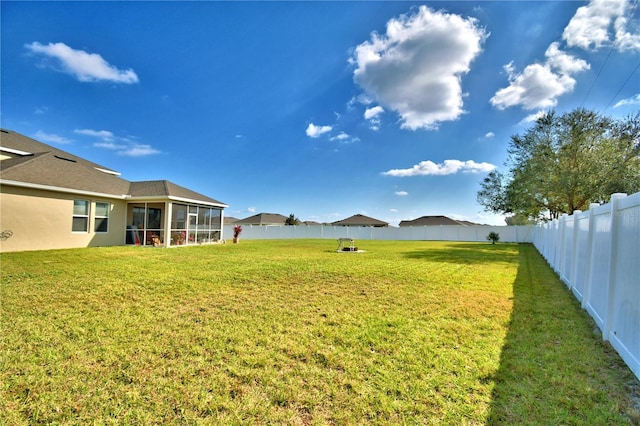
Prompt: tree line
<box><xmin>477</xmin><ymin>108</ymin><xmax>640</xmax><ymax>224</ymax></box>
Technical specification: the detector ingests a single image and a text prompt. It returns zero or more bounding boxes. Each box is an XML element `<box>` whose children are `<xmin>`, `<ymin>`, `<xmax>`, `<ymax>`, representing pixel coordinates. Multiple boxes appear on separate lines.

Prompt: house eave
<box><xmin>126</xmin><ymin>194</ymin><xmax>228</xmax><ymax>208</ymax></box>
<box><xmin>169</xmin><ymin>195</ymin><xmax>228</xmax><ymax>208</ymax></box>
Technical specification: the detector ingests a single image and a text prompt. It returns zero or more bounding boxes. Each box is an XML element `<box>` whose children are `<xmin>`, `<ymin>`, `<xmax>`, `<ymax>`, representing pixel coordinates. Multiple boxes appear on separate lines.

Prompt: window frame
<box><xmin>72</xmin><ymin>199</ymin><xmax>90</xmax><ymax>233</ymax></box>
<box><xmin>94</xmin><ymin>201</ymin><xmax>110</xmax><ymax>233</ymax></box>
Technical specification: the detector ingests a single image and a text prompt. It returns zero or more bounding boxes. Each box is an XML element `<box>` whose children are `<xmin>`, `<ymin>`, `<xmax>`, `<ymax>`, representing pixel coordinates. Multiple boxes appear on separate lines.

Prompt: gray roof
<box><xmin>1</xmin><ymin>128</ymin><xmax>120</xmax><ymax>173</ymax></box>
<box><xmin>332</xmin><ymin>214</ymin><xmax>388</xmax><ymax>227</ymax></box>
<box><xmin>399</xmin><ymin>215</ymin><xmax>473</xmax><ymax>227</ymax></box>
<box><xmin>1</xmin><ymin>131</ymin><xmax>131</xmax><ymax>196</ymax></box>
<box><xmin>129</xmin><ymin>180</ymin><xmax>225</xmax><ymax>206</ymax></box>
<box><xmin>1</xmin><ymin>129</ymin><xmax>226</xmax><ymax>206</ymax></box>
<box><xmin>235</xmin><ymin>213</ymin><xmax>288</xmax><ymax>225</ymax></box>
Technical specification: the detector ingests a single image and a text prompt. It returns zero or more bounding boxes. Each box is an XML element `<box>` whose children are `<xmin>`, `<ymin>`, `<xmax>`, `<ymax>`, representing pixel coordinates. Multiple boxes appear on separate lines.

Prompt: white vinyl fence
<box><xmin>533</xmin><ymin>192</ymin><xmax>640</xmax><ymax>380</ymax></box>
<box><xmin>223</xmin><ymin>223</ymin><xmax>533</xmax><ymax>243</ymax></box>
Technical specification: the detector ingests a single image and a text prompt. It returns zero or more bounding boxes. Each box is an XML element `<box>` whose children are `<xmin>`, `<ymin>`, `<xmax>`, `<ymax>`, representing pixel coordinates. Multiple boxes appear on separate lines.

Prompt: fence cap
<box><xmin>611</xmin><ymin>193</ymin><xmax>628</xmax><ymax>200</ymax></box>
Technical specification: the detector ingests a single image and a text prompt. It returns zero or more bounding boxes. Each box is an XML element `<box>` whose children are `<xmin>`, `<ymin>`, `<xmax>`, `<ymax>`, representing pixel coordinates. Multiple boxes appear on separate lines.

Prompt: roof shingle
<box><xmin>332</xmin><ymin>214</ymin><xmax>388</xmax><ymax>227</ymax></box>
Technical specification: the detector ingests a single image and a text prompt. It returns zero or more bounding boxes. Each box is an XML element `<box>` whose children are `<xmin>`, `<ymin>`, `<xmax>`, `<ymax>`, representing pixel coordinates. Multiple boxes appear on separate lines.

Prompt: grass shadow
<box><xmin>486</xmin><ymin>245</ymin><xmax>640</xmax><ymax>424</ymax></box>
<box><xmin>403</xmin><ymin>242</ymin><xmax>520</xmax><ymax>265</ymax></box>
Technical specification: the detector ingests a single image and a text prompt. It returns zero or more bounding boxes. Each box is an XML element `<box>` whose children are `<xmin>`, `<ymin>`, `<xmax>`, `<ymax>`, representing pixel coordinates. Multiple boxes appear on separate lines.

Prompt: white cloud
<box><xmin>74</xmin><ymin>128</ymin><xmax>115</xmax><ymax>141</ymax></box>
<box><xmin>490</xmin><ymin>43</ymin><xmax>589</xmax><ymax>110</ymax></box>
<box><xmin>117</xmin><ymin>144</ymin><xmax>160</xmax><ymax>157</ymax></box>
<box><xmin>614</xmin><ymin>93</ymin><xmax>640</xmax><ymax>108</ymax></box>
<box><xmin>331</xmin><ymin>132</ymin><xmax>350</xmax><ymax>141</ymax></box>
<box><xmin>330</xmin><ymin>132</ymin><xmax>360</xmax><ymax>144</ymax></box>
<box><xmin>364</xmin><ymin>106</ymin><xmax>384</xmax><ymax>120</ymax></box>
<box><xmin>520</xmin><ymin>110</ymin><xmax>548</xmax><ymax>124</ymax></box>
<box><xmin>350</xmin><ymin>5</ymin><xmax>487</xmax><ymax>130</ymax></box>
<box><xmin>563</xmin><ymin>0</ymin><xmax>640</xmax><ymax>51</ymax></box>
<box><xmin>247</xmin><ymin>207</ymin><xmax>257</xmax><ymax>213</ymax></box>
<box><xmin>484</xmin><ymin>132</ymin><xmax>495</xmax><ymax>138</ymax></box>
<box><xmin>33</xmin><ymin>130</ymin><xmax>72</xmax><ymax>144</ymax></box>
<box><xmin>614</xmin><ymin>15</ymin><xmax>640</xmax><ymax>51</ymax></box>
<box><xmin>493</xmin><ymin>1</ymin><xmax>637</xmax><ymax>112</ymax></box>
<box><xmin>544</xmin><ymin>42</ymin><xmax>590</xmax><ymax>74</ymax></box>
<box><xmin>305</xmin><ymin>123</ymin><xmax>332</xmax><ymax>138</ymax></box>
<box><xmin>25</xmin><ymin>42</ymin><xmax>139</xmax><ymax>83</ymax></box>
<box><xmin>75</xmin><ymin>128</ymin><xmax>159</xmax><ymax>156</ymax></box>
<box><xmin>347</xmin><ymin>94</ymin><xmax>374</xmax><ymax>110</ymax></box>
<box><xmin>382</xmin><ymin>159</ymin><xmax>496</xmax><ymax>177</ymax></box>
<box><xmin>93</xmin><ymin>142</ymin><xmax>127</xmax><ymax>150</ymax></box>
<box><xmin>364</xmin><ymin>106</ymin><xmax>384</xmax><ymax>131</ymax></box>
<box><xmin>395</xmin><ymin>191</ymin><xmax>409</xmax><ymax>196</ymax></box>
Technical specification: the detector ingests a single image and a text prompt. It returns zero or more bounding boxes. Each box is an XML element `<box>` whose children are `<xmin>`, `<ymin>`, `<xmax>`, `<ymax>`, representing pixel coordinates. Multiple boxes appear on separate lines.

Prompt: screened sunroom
<box><xmin>125</xmin><ymin>181</ymin><xmax>227</xmax><ymax>247</ymax></box>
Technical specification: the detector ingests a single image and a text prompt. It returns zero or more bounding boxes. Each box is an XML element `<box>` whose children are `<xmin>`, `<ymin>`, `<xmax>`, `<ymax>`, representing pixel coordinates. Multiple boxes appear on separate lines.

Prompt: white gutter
<box><xmin>0</xmin><ymin>147</ymin><xmax>33</xmax><ymax>156</ymax></box>
<box><xmin>94</xmin><ymin>167</ymin><xmax>121</xmax><ymax>176</ymax></box>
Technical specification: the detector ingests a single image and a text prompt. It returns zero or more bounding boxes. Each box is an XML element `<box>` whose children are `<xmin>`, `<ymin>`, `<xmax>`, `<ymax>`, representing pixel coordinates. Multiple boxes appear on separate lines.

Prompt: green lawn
<box><xmin>1</xmin><ymin>240</ymin><xmax>638</xmax><ymax>424</ymax></box>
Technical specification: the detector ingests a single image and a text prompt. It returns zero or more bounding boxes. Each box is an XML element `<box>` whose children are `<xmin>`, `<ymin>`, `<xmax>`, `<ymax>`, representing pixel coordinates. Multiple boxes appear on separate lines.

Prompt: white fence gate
<box><xmin>533</xmin><ymin>192</ymin><xmax>640</xmax><ymax>380</ymax></box>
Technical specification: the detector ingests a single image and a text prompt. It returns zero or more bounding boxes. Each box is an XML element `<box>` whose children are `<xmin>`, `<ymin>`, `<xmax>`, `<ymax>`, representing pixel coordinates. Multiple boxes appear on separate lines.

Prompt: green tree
<box><xmin>285</xmin><ymin>213</ymin><xmax>300</xmax><ymax>226</ymax></box>
<box><xmin>504</xmin><ymin>213</ymin><xmax>534</xmax><ymax>226</ymax></box>
<box><xmin>478</xmin><ymin>109</ymin><xmax>640</xmax><ymax>222</ymax></box>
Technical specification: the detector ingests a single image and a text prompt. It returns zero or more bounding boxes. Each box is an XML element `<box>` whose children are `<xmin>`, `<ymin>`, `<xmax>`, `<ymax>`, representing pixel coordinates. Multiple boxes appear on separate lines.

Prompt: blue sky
<box><xmin>2</xmin><ymin>1</ymin><xmax>639</xmax><ymax>225</ymax></box>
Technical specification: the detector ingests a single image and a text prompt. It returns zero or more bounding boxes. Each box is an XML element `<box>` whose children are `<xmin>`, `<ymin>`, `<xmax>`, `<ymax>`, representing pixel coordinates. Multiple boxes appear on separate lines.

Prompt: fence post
<box><xmin>603</xmin><ymin>193</ymin><xmax>627</xmax><ymax>341</ymax></box>
<box><xmin>569</xmin><ymin>210</ymin><xmax>581</xmax><ymax>293</ymax></box>
<box><xmin>581</xmin><ymin>203</ymin><xmax>600</xmax><ymax>310</ymax></box>
<box><xmin>556</xmin><ymin>214</ymin><xmax>568</xmax><ymax>279</ymax></box>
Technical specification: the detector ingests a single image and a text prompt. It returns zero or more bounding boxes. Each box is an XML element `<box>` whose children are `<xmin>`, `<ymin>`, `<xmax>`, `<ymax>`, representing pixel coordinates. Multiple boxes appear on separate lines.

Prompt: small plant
<box><xmin>285</xmin><ymin>213</ymin><xmax>300</xmax><ymax>226</ymax></box>
<box><xmin>487</xmin><ymin>231</ymin><xmax>500</xmax><ymax>244</ymax></box>
<box><xmin>233</xmin><ymin>225</ymin><xmax>243</xmax><ymax>243</ymax></box>
<box><xmin>172</xmin><ymin>231</ymin><xmax>185</xmax><ymax>245</ymax></box>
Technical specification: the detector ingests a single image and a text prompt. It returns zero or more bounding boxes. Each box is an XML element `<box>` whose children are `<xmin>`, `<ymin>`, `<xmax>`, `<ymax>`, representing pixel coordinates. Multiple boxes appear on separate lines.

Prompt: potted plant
<box><xmin>233</xmin><ymin>225</ymin><xmax>243</xmax><ymax>243</ymax></box>
<box><xmin>172</xmin><ymin>231</ymin><xmax>185</xmax><ymax>245</ymax></box>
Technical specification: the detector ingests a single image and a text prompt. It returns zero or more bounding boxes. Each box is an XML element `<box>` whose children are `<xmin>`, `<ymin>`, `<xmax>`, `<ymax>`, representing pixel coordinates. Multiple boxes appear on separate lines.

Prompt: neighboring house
<box><xmin>332</xmin><ymin>214</ymin><xmax>389</xmax><ymax>227</ymax></box>
<box><xmin>0</xmin><ymin>129</ymin><xmax>227</xmax><ymax>252</ymax></box>
<box><xmin>234</xmin><ymin>213</ymin><xmax>288</xmax><ymax>226</ymax></box>
<box><xmin>224</xmin><ymin>216</ymin><xmax>240</xmax><ymax>224</ymax></box>
<box><xmin>399</xmin><ymin>215</ymin><xmax>481</xmax><ymax>227</ymax></box>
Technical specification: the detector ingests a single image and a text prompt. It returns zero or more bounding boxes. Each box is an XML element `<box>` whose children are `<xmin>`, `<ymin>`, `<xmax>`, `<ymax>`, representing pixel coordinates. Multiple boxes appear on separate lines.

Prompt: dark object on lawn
<box><xmin>487</xmin><ymin>231</ymin><xmax>500</xmax><ymax>244</ymax></box>
<box><xmin>342</xmin><ymin>247</ymin><xmax>358</xmax><ymax>252</ymax></box>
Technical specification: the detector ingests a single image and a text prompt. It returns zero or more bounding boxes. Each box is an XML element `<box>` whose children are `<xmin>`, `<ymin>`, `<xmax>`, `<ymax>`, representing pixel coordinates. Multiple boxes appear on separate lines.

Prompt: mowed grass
<box><xmin>1</xmin><ymin>240</ymin><xmax>638</xmax><ymax>425</ymax></box>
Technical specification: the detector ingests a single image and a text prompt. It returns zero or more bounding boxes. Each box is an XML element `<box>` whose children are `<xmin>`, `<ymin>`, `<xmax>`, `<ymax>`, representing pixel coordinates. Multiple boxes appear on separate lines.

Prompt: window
<box><xmin>172</xmin><ymin>204</ymin><xmax>187</xmax><ymax>230</ymax></box>
<box><xmin>198</xmin><ymin>206</ymin><xmax>208</xmax><ymax>229</ymax></box>
<box><xmin>132</xmin><ymin>206</ymin><xmax>145</xmax><ymax>229</ymax></box>
<box><xmin>147</xmin><ymin>208</ymin><xmax>162</xmax><ymax>230</ymax></box>
<box><xmin>72</xmin><ymin>200</ymin><xmax>89</xmax><ymax>232</ymax></box>
<box><xmin>95</xmin><ymin>202</ymin><xmax>110</xmax><ymax>233</ymax></box>
<box><xmin>169</xmin><ymin>204</ymin><xmax>223</xmax><ymax>245</ymax></box>
<box><xmin>209</xmin><ymin>208</ymin><xmax>221</xmax><ymax>229</ymax></box>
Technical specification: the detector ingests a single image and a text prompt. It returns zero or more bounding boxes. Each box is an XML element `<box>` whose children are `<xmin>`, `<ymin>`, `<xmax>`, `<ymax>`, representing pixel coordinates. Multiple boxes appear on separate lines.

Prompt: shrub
<box><xmin>487</xmin><ymin>231</ymin><xmax>500</xmax><ymax>244</ymax></box>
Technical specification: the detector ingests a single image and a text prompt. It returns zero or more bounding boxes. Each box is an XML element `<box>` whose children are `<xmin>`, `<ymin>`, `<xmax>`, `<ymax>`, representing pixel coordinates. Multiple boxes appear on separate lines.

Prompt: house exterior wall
<box><xmin>0</xmin><ymin>185</ymin><xmax>127</xmax><ymax>252</ymax></box>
